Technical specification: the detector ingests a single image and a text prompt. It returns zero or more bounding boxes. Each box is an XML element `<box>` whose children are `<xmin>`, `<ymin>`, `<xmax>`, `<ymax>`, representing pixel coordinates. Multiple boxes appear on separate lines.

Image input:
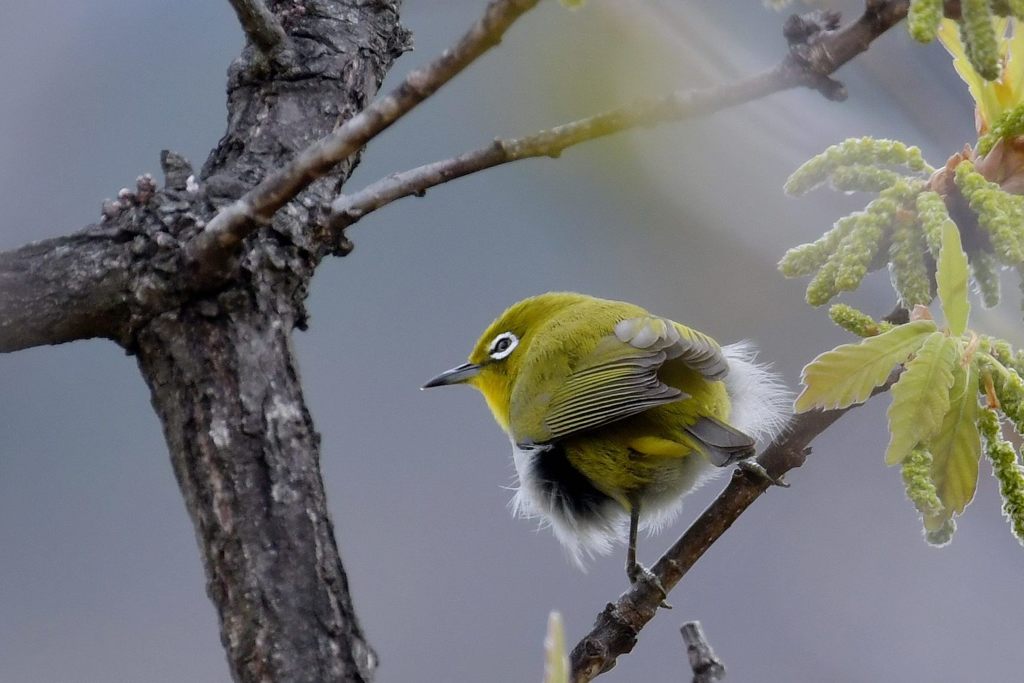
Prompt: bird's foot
<box><xmin>627</xmin><ymin>562</ymin><xmax>672</xmax><ymax>609</ymax></box>
<box><xmin>737</xmin><ymin>460</ymin><xmax>789</xmax><ymax>488</ymax></box>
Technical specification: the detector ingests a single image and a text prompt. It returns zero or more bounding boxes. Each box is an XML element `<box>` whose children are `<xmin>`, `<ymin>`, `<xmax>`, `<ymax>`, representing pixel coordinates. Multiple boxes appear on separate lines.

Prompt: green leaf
<box><xmin>927</xmin><ymin>361</ymin><xmax>981</xmax><ymax>520</ymax></box>
<box><xmin>886</xmin><ymin>332</ymin><xmax>959</xmax><ymax>465</ymax></box>
<box><xmin>937</xmin><ymin>222</ymin><xmax>971</xmax><ymax>335</ymax></box>
<box><xmin>795</xmin><ymin>320</ymin><xmax>936</xmax><ymax>412</ymax></box>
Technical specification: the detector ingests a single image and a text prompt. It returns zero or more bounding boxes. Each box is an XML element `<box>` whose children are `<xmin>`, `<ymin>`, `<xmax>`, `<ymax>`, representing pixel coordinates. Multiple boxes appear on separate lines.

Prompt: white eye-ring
<box><xmin>489</xmin><ymin>331</ymin><xmax>519</xmax><ymax>360</ymax></box>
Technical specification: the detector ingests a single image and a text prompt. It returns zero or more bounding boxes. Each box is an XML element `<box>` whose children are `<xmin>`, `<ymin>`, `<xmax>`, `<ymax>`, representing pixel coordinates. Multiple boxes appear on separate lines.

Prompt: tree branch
<box><xmin>0</xmin><ymin>168</ymin><xmax>195</xmax><ymax>353</ymax></box>
<box><xmin>0</xmin><ymin>229</ymin><xmax>134</xmax><ymax>352</ymax></box>
<box><xmin>681</xmin><ymin>621</ymin><xmax>726</xmax><ymax>683</ymax></box>
<box><xmin>188</xmin><ymin>0</ymin><xmax>541</xmax><ymax>275</ymax></box>
<box><xmin>327</xmin><ymin>79</ymin><xmax>782</xmax><ymax>230</ymax></box>
<box><xmin>569</xmin><ymin>375</ymin><xmax>899</xmax><ymax>682</ymax></box>
<box><xmin>328</xmin><ymin>0</ymin><xmax>915</xmax><ymax>232</ymax></box>
<box><xmin>226</xmin><ymin>0</ymin><xmax>290</xmax><ymax>59</ymax></box>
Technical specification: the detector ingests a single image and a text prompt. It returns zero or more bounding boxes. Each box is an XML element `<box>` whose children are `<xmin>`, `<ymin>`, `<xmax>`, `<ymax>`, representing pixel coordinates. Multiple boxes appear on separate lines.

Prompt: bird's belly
<box><xmin>564</xmin><ymin>430</ymin><xmax>717</xmax><ymax>504</ymax></box>
<box><xmin>512</xmin><ymin>441</ymin><xmax>615</xmax><ymax>522</ymax></box>
<box><xmin>510</xmin><ymin>432</ymin><xmax>721</xmax><ymax>562</ymax></box>
<box><xmin>510</xmin><ymin>442</ymin><xmax>625</xmax><ymax>563</ymax></box>
<box><xmin>564</xmin><ymin>433</ymin><xmax>720</xmax><ymax>534</ymax></box>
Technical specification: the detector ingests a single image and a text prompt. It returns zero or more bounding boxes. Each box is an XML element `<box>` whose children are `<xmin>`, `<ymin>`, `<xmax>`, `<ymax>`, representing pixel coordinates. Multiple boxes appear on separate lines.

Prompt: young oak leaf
<box><xmin>937</xmin><ymin>221</ymin><xmax>971</xmax><ymax>336</ymax></box>
<box><xmin>927</xmin><ymin>361</ymin><xmax>981</xmax><ymax>523</ymax></box>
<box><xmin>886</xmin><ymin>332</ymin><xmax>959</xmax><ymax>466</ymax></box>
<box><xmin>795</xmin><ymin>320</ymin><xmax>936</xmax><ymax>412</ymax></box>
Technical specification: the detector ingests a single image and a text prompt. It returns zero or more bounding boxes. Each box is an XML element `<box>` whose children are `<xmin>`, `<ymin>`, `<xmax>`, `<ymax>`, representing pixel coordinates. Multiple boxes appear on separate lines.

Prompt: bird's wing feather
<box><xmin>613</xmin><ymin>317</ymin><xmax>730</xmax><ymax>381</ymax></box>
<box><xmin>542</xmin><ymin>351</ymin><xmax>683</xmax><ymax>441</ymax></box>
<box><xmin>684</xmin><ymin>416</ymin><xmax>756</xmax><ymax>466</ymax></box>
<box><xmin>512</xmin><ymin>315</ymin><xmax>733</xmax><ymax>445</ymax></box>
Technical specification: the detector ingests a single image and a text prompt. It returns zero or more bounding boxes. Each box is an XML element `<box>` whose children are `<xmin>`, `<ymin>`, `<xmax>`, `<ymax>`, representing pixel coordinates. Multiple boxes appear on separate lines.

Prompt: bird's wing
<box><xmin>511</xmin><ymin>315</ymin><xmax>733</xmax><ymax>445</ymax></box>
<box><xmin>683</xmin><ymin>415</ymin><xmax>756</xmax><ymax>466</ymax></box>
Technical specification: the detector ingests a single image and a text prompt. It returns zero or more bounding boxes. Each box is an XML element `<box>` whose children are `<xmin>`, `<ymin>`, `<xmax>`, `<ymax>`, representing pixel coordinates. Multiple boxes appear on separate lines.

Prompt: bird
<box><xmin>423</xmin><ymin>292</ymin><xmax>788</xmax><ymax>594</ymax></box>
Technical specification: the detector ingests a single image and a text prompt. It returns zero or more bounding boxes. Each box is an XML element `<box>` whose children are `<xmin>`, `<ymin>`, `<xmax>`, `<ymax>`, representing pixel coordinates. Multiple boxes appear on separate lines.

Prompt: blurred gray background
<box><xmin>2</xmin><ymin>1</ymin><xmax>1023</xmax><ymax>681</ymax></box>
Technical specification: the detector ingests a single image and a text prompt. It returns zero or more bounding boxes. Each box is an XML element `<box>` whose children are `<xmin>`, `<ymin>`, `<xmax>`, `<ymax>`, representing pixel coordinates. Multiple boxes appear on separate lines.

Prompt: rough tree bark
<box><xmin>130</xmin><ymin>4</ymin><xmax>410</xmax><ymax>680</ymax></box>
<box><xmin>2</xmin><ymin>2</ymin><xmax>408</xmax><ymax>680</ymax></box>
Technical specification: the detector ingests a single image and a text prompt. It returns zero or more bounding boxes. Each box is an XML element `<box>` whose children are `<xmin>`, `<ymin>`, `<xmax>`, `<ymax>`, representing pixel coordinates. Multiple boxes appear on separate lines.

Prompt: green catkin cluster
<box><xmin>988</xmin><ymin>339</ymin><xmax>1024</xmax><ymax>384</ymax></box>
<box><xmin>785</xmin><ymin>138</ymin><xmax>932</xmax><ymax>196</ymax></box>
<box><xmin>805</xmin><ymin>256</ymin><xmax>843</xmax><ymax>306</ymax></box>
<box><xmin>807</xmin><ymin>205</ymin><xmax>889</xmax><ymax>305</ymax></box>
<box><xmin>833</xmin><ymin>210</ymin><xmax>888</xmax><ymax>291</ymax></box>
<box><xmin>990</xmin><ymin>347</ymin><xmax>1024</xmax><ymax>430</ymax></box>
<box><xmin>954</xmin><ymin>161</ymin><xmax>1024</xmax><ymax>263</ymax></box>
<box><xmin>908</xmin><ymin>0</ymin><xmax>943</xmax><ymax>42</ymax></box>
<box><xmin>889</xmin><ymin>208</ymin><xmax>934</xmax><ymax>307</ymax></box>
<box><xmin>961</xmin><ymin>0</ymin><xmax>1001</xmax><ymax>80</ymax></box>
<box><xmin>902</xmin><ymin>448</ymin><xmax>945</xmax><ymax>517</ymax></box>
<box><xmin>978</xmin><ymin>407</ymin><xmax>1024</xmax><ymax>543</ymax></box>
<box><xmin>779</xmin><ymin>216</ymin><xmax>856</xmax><ymax>278</ymax></box>
<box><xmin>978</xmin><ymin>103</ymin><xmax>1024</xmax><ymax>155</ymax></box>
<box><xmin>867</xmin><ymin>228</ymin><xmax>895</xmax><ymax>273</ymax></box>
<box><xmin>971</xmin><ymin>249</ymin><xmax>1003</xmax><ymax>307</ymax></box>
<box><xmin>828</xmin><ymin>304</ymin><xmax>892</xmax><ymax>337</ymax></box>
<box><xmin>915</xmin><ymin>190</ymin><xmax>954</xmax><ymax>255</ymax></box>
<box><xmin>906</xmin><ymin>0</ymin><xmax>1010</xmax><ymax>79</ymax></box>
<box><xmin>784</xmin><ymin>178</ymin><xmax>929</xmax><ymax>306</ymax></box>
<box><xmin>997</xmin><ymin>378</ymin><xmax>1024</xmax><ymax>430</ymax></box>
<box><xmin>829</xmin><ymin>166</ymin><xmax>905</xmax><ymax>193</ymax></box>
<box><xmin>925</xmin><ymin>518</ymin><xmax>957</xmax><ymax>546</ymax></box>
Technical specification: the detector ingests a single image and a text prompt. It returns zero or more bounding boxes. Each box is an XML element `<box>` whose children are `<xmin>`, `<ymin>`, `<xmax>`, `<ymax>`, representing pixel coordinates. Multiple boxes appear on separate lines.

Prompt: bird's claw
<box><xmin>627</xmin><ymin>563</ymin><xmax>672</xmax><ymax>609</ymax></box>
<box><xmin>737</xmin><ymin>460</ymin><xmax>789</xmax><ymax>487</ymax></box>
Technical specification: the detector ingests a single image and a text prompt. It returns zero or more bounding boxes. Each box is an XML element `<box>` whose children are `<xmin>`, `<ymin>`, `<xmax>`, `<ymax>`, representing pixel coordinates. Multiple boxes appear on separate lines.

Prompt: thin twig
<box><xmin>328</xmin><ymin>0</ymin><xmax>915</xmax><ymax>233</ymax></box>
<box><xmin>328</xmin><ymin>78</ymin><xmax>782</xmax><ymax>230</ymax></box>
<box><xmin>681</xmin><ymin>622</ymin><xmax>726</xmax><ymax>683</ymax></box>
<box><xmin>568</xmin><ymin>374</ymin><xmax>900</xmax><ymax>683</ymax></box>
<box><xmin>188</xmin><ymin>0</ymin><xmax>540</xmax><ymax>274</ymax></box>
<box><xmin>226</xmin><ymin>0</ymin><xmax>289</xmax><ymax>57</ymax></box>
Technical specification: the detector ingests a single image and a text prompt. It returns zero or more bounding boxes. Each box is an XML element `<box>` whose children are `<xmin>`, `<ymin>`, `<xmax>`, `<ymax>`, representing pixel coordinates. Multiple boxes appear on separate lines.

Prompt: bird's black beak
<box><xmin>422</xmin><ymin>362</ymin><xmax>482</xmax><ymax>388</ymax></box>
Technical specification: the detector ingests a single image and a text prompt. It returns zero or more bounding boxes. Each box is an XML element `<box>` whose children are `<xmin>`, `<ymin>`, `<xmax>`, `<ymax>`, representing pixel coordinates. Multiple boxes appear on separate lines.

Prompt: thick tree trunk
<box><xmin>136</xmin><ymin>267</ymin><xmax>372</xmax><ymax>682</ymax></box>
<box><xmin>125</xmin><ymin>3</ymin><xmax>410</xmax><ymax>680</ymax></box>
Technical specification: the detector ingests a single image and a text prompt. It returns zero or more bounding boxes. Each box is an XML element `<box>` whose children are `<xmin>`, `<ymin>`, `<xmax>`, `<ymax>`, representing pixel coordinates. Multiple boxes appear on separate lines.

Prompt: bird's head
<box><xmin>422</xmin><ymin>292</ymin><xmax>588</xmax><ymax>433</ymax></box>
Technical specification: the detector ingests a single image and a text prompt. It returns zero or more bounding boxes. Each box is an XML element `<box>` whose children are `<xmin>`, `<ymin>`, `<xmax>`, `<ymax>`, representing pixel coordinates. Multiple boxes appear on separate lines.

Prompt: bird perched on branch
<box><xmin>424</xmin><ymin>292</ymin><xmax>788</xmax><ymax>593</ymax></box>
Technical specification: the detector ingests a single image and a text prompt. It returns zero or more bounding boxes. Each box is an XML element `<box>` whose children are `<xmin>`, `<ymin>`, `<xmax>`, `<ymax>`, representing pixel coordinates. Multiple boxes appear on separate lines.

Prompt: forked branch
<box><xmin>189</xmin><ymin>0</ymin><xmax>541</xmax><ymax>274</ymax></box>
<box><xmin>226</xmin><ymin>0</ymin><xmax>289</xmax><ymax>58</ymax></box>
<box><xmin>328</xmin><ymin>0</ymin><xmax>920</xmax><ymax>232</ymax></box>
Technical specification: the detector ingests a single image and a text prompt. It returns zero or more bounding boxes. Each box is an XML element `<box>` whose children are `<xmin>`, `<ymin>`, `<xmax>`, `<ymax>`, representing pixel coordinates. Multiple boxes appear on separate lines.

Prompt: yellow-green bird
<box><xmin>424</xmin><ymin>292</ymin><xmax>787</xmax><ymax>586</ymax></box>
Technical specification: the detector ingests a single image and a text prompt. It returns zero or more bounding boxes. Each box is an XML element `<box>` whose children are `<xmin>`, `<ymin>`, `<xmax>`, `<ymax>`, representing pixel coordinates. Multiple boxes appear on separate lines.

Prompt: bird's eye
<box><xmin>489</xmin><ymin>332</ymin><xmax>518</xmax><ymax>360</ymax></box>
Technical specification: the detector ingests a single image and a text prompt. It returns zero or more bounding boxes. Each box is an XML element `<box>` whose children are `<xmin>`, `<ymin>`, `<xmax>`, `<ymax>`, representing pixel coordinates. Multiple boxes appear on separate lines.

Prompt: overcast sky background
<box><xmin>2</xmin><ymin>1</ymin><xmax>1024</xmax><ymax>681</ymax></box>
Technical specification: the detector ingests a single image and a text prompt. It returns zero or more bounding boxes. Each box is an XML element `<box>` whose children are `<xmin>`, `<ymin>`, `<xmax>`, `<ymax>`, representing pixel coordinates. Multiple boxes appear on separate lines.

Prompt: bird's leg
<box><xmin>625</xmin><ymin>503</ymin><xmax>641</xmax><ymax>579</ymax></box>
<box><xmin>625</xmin><ymin>501</ymin><xmax>671</xmax><ymax>609</ymax></box>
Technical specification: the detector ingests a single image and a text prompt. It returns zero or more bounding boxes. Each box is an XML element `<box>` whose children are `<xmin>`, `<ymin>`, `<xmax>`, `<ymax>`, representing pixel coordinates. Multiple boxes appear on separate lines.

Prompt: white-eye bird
<box><xmin>424</xmin><ymin>292</ymin><xmax>788</xmax><ymax>587</ymax></box>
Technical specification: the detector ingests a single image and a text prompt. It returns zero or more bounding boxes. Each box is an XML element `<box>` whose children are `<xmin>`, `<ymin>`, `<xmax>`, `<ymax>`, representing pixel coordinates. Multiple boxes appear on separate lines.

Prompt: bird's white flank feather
<box><xmin>509</xmin><ymin>444</ymin><xmax>625</xmax><ymax>568</ymax></box>
<box><xmin>721</xmin><ymin>342</ymin><xmax>791</xmax><ymax>446</ymax></box>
